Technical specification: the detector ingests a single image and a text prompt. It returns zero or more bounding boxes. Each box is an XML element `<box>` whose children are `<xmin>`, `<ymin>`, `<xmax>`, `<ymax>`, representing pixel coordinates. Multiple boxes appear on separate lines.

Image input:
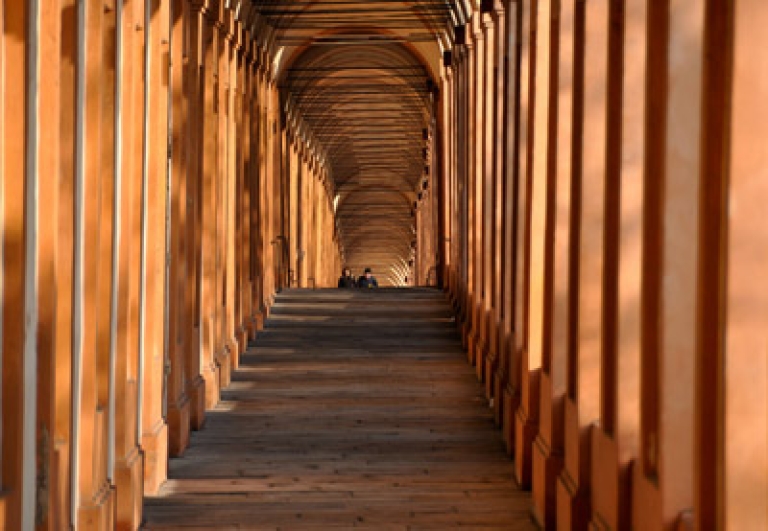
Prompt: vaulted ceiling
<box><xmin>244</xmin><ymin>0</ymin><xmax>472</xmax><ymax>284</ymax></box>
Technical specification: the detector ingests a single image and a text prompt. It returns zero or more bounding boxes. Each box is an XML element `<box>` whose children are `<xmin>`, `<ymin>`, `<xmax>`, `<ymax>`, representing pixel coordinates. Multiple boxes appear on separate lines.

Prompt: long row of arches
<box><xmin>439</xmin><ymin>1</ymin><xmax>768</xmax><ymax>529</ymax></box>
<box><xmin>1</xmin><ymin>0</ymin><xmax>767</xmax><ymax>529</ymax></box>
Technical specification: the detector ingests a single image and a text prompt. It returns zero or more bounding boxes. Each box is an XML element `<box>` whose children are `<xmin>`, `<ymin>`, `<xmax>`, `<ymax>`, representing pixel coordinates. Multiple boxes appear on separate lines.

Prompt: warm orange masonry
<box><xmin>1</xmin><ymin>1</ymin><xmax>766</xmax><ymax>530</ymax></box>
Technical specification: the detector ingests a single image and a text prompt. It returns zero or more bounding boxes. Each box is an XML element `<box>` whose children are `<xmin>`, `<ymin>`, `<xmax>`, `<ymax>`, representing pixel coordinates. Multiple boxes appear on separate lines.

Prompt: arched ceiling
<box><xmin>244</xmin><ymin>0</ymin><xmax>470</xmax><ymax>285</ymax></box>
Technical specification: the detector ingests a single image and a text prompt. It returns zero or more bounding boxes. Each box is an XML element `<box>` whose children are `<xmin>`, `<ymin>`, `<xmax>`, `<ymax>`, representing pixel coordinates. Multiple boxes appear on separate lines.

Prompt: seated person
<box><xmin>357</xmin><ymin>267</ymin><xmax>379</xmax><ymax>288</ymax></box>
<box><xmin>337</xmin><ymin>267</ymin><xmax>357</xmax><ymax>288</ymax></box>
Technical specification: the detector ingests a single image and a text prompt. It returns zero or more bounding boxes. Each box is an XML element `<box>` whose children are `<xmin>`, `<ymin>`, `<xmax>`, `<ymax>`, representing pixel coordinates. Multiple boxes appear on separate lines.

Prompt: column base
<box><xmin>515</xmin><ymin>406</ymin><xmax>538</xmax><ymax>489</ymax></box>
<box><xmin>235</xmin><ymin>326</ymin><xmax>249</xmax><ymax>368</ymax></box>
<box><xmin>203</xmin><ymin>361</ymin><xmax>221</xmax><ymax>410</ymax></box>
<box><xmin>484</xmin><ymin>320</ymin><xmax>501</xmax><ymax>400</ymax></box>
<box><xmin>631</xmin><ymin>461</ymin><xmax>662</xmax><ymax>530</ymax></box>
<box><xmin>0</xmin><ymin>494</ymin><xmax>7</xmax><ymax>528</ymax></box>
<box><xmin>186</xmin><ymin>375</ymin><xmax>206</xmax><ymax>430</ymax></box>
<box><xmin>452</xmin><ymin>290</ymin><xmax>464</xmax><ymax>323</ymax></box>
<box><xmin>484</xmin><ymin>351</ymin><xmax>498</xmax><ymax>400</ymax></box>
<box><xmin>167</xmin><ymin>391</ymin><xmax>190</xmax><ymax>457</ymax></box>
<box><xmin>51</xmin><ymin>441</ymin><xmax>72</xmax><ymax>529</ymax></box>
<box><xmin>216</xmin><ymin>345</ymin><xmax>232</xmax><ymax>389</ymax></box>
<box><xmin>475</xmin><ymin>338</ymin><xmax>489</xmax><ymax>382</ymax></box>
<box><xmin>459</xmin><ymin>294</ymin><xmax>471</xmax><ymax>350</ymax></box>
<box><xmin>447</xmin><ymin>283</ymin><xmax>458</xmax><ymax>309</ymax></box>
<box><xmin>114</xmin><ymin>446</ymin><xmax>143</xmax><ymax>531</ymax></box>
<box><xmin>246</xmin><ymin>319</ymin><xmax>257</xmax><ymax>342</ymax></box>
<box><xmin>493</xmin><ymin>332</ymin><xmax>512</xmax><ymax>427</ymax></box>
<box><xmin>502</xmin><ymin>384</ymin><xmax>519</xmax><ymax>456</ymax></box>
<box><xmin>76</xmin><ymin>482</ymin><xmax>115</xmax><ymax>531</ymax></box>
<box><xmin>473</xmin><ymin>308</ymin><xmax>489</xmax><ymax>381</ymax></box>
<box><xmin>229</xmin><ymin>336</ymin><xmax>241</xmax><ymax>374</ymax></box>
<box><xmin>461</xmin><ymin>319</ymin><xmax>471</xmax><ymax>352</ymax></box>
<box><xmin>557</xmin><ymin>468</ymin><xmax>590</xmax><ymax>531</ymax></box>
<box><xmin>589</xmin><ymin>427</ymin><xmax>622</xmax><ymax>530</ymax></box>
<box><xmin>533</xmin><ymin>434</ymin><xmax>564</xmax><ymax>530</ymax></box>
<box><xmin>493</xmin><ymin>370</ymin><xmax>506</xmax><ymax>427</ymax></box>
<box><xmin>252</xmin><ymin>311</ymin><xmax>265</xmax><ymax>334</ymax></box>
<box><xmin>142</xmin><ymin>419</ymin><xmax>169</xmax><ymax>496</ymax></box>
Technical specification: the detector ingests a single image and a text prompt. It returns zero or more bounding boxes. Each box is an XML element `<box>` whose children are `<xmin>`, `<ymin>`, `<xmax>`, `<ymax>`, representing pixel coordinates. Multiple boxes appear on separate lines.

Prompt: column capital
<box><xmin>484</xmin><ymin>0</ymin><xmax>506</xmax><ymax>21</ymax></box>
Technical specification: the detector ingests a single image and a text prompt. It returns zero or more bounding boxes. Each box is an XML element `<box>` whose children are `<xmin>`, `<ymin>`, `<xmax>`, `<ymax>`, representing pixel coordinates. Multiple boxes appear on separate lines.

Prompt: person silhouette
<box><xmin>338</xmin><ymin>267</ymin><xmax>357</xmax><ymax>288</ymax></box>
<box><xmin>357</xmin><ymin>267</ymin><xmax>378</xmax><ymax>288</ymax></box>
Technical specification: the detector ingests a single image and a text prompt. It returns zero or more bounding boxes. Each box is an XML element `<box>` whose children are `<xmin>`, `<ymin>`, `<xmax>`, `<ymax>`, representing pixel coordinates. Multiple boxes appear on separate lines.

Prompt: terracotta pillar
<box><xmin>588</xmin><ymin>0</ymin><xmax>643</xmax><ymax>528</ymax></box>
<box><xmin>499</xmin><ymin>0</ymin><xmax>521</xmax><ymax>453</ymax></box>
<box><xmin>112</xmin><ymin>1</ymin><xmax>152</xmax><ymax>527</ymax></box>
<box><xmin>214</xmin><ymin>11</ymin><xmax>233</xmax><ymax>390</ymax></box>
<box><xmin>556</xmin><ymin>0</ymin><xmax>611</xmax><ymax>526</ymax></box>
<box><xmin>507</xmin><ymin>0</ymin><xmax>530</xmax><ymax>460</ymax></box>
<box><xmin>460</xmin><ymin>39</ymin><xmax>472</xmax><ymax>350</ymax></box>
<box><xmin>234</xmin><ymin>37</ymin><xmax>249</xmax><ymax>358</ymax></box>
<box><xmin>256</xmin><ymin>70</ymin><xmax>269</xmax><ymax>316</ymax></box>
<box><xmin>512</xmin><ymin>0</ymin><xmax>536</xmax><ymax>489</ymax></box>
<box><xmin>439</xmin><ymin>66</ymin><xmax>452</xmax><ymax>290</ymax></box>
<box><xmin>446</xmin><ymin>58</ymin><xmax>458</xmax><ymax>302</ymax></box>
<box><xmin>633</xmin><ymin>1</ymin><xmax>704</xmax><ymax>527</ymax></box>
<box><xmin>97</xmin><ymin>1</ymin><xmax>118</xmax><ymax>521</ymax></box>
<box><xmin>246</xmin><ymin>59</ymin><xmax>263</xmax><ymax>335</ymax></box>
<box><xmin>455</xmin><ymin>47</ymin><xmax>469</xmax><ymax>328</ymax></box>
<box><xmin>715</xmin><ymin>2</ymin><xmax>768</xmax><ymax>527</ymax></box>
<box><xmin>239</xmin><ymin>46</ymin><xmax>254</xmax><ymax>342</ymax></box>
<box><xmin>34</xmin><ymin>2</ymin><xmax>75</xmax><ymax>527</ymax></box>
<box><xmin>450</xmin><ymin>63</ymin><xmax>460</xmax><ymax>294</ymax></box>
<box><xmin>288</xmin><ymin>138</ymin><xmax>299</xmax><ymax>288</ymax></box>
<box><xmin>166</xmin><ymin>0</ymin><xmax>191</xmax><ymax>457</ymax></box>
<box><xmin>265</xmin><ymin>77</ymin><xmax>275</xmax><ymax>299</ymax></box>
<box><xmin>0</xmin><ymin>3</ymin><xmax>26</xmax><ymax>524</ymax></box>
<box><xmin>442</xmin><ymin>73</ymin><xmax>454</xmax><ymax>266</ymax></box>
<box><xmin>488</xmin><ymin>4</ymin><xmax>507</xmax><ymax>408</ymax></box>
<box><xmin>479</xmin><ymin>10</ymin><xmax>497</xmax><ymax>389</ymax></box>
<box><xmin>453</xmin><ymin>37</ymin><xmax>469</xmax><ymax>329</ymax></box>
<box><xmin>468</xmin><ymin>19</ymin><xmax>485</xmax><ymax>373</ymax></box>
<box><xmin>211</xmin><ymin>7</ymin><xmax>228</xmax><ymax>393</ymax></box>
<box><xmin>274</xmin><ymin>83</ymin><xmax>284</xmax><ymax>293</ymax></box>
<box><xmin>140</xmin><ymin>0</ymin><xmax>170</xmax><ymax>498</ymax></box>
<box><xmin>199</xmin><ymin>10</ymin><xmax>220</xmax><ymax>411</ymax></box>
<box><xmin>296</xmin><ymin>148</ymin><xmax>306</xmax><ymax>288</ymax></box>
<box><xmin>533</xmin><ymin>0</ymin><xmax>569</xmax><ymax>526</ymax></box>
<box><xmin>51</xmin><ymin>1</ymin><xmax>78</xmax><ymax>526</ymax></box>
<box><xmin>75</xmin><ymin>1</ymin><xmax>117</xmax><ymax>527</ymax></box>
<box><xmin>521</xmin><ymin>0</ymin><xmax>558</xmax><ymax>496</ymax></box>
<box><xmin>185</xmin><ymin>1</ymin><xmax>206</xmax><ymax>432</ymax></box>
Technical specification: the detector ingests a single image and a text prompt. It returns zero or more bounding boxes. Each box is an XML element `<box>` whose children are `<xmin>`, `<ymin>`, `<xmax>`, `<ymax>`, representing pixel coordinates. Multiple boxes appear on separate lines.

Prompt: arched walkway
<box><xmin>1</xmin><ymin>1</ymin><xmax>767</xmax><ymax>530</ymax></box>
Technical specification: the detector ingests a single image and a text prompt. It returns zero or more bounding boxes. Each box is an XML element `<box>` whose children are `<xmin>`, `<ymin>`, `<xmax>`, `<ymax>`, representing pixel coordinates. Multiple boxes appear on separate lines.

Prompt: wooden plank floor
<box><xmin>143</xmin><ymin>288</ymin><xmax>535</xmax><ymax>530</ymax></box>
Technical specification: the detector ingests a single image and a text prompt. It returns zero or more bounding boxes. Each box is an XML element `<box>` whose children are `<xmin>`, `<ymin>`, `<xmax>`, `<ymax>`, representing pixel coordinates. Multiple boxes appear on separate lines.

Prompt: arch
<box><xmin>273</xmin><ymin>15</ymin><xmax>441</xmax><ymax>286</ymax></box>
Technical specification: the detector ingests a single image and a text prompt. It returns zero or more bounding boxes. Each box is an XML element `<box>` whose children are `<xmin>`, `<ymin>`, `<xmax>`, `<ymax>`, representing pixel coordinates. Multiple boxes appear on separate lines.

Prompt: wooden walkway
<box><xmin>143</xmin><ymin>289</ymin><xmax>535</xmax><ymax>530</ymax></box>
